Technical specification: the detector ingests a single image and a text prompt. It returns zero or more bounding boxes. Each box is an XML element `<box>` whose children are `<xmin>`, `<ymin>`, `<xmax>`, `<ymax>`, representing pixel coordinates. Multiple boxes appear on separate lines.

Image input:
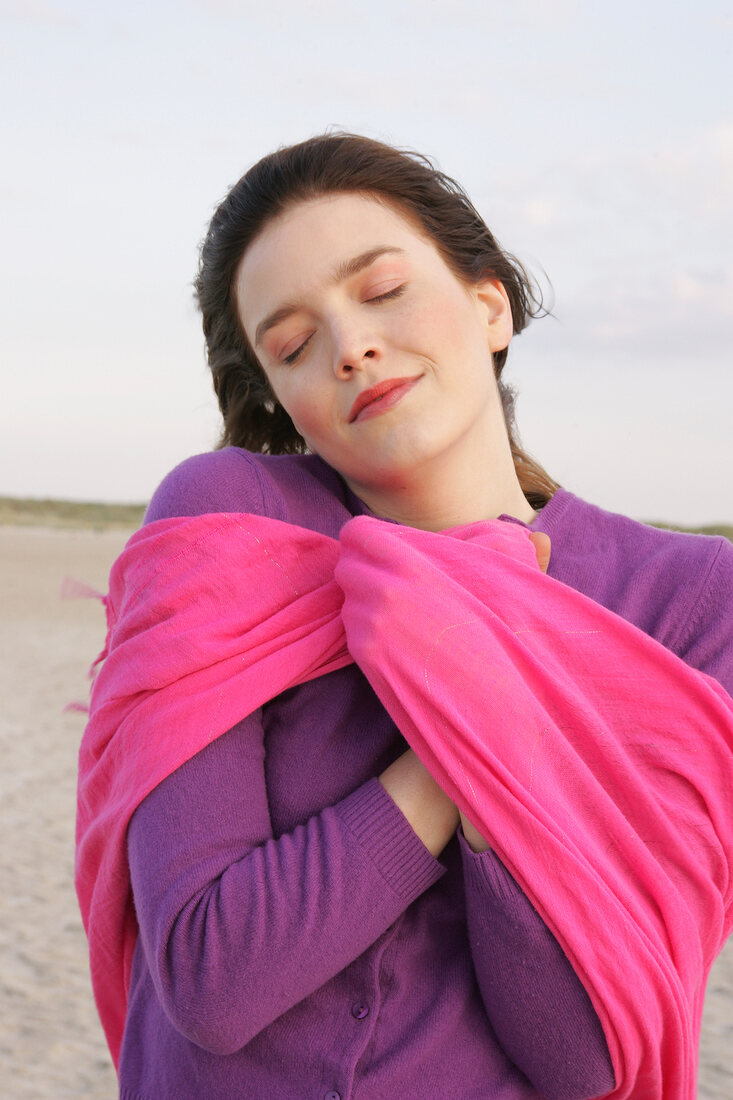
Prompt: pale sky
<box><xmin>2</xmin><ymin>0</ymin><xmax>731</xmax><ymax>524</ymax></box>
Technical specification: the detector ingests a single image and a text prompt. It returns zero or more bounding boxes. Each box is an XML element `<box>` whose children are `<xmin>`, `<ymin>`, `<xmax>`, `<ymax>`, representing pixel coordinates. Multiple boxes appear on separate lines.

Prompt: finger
<box><xmin>528</xmin><ymin>530</ymin><xmax>551</xmax><ymax>574</ymax></box>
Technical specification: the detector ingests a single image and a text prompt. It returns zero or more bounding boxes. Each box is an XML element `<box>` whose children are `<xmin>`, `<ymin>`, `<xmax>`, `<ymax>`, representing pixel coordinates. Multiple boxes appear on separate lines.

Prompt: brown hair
<box><xmin>196</xmin><ymin>131</ymin><xmax>558</xmax><ymax>508</ymax></box>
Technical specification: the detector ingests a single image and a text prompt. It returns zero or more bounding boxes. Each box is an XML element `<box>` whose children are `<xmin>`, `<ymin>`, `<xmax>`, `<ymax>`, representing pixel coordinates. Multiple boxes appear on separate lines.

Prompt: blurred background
<box><xmin>1</xmin><ymin>3</ymin><xmax>731</xmax><ymax>1097</ymax></box>
<box><xmin>2</xmin><ymin>0</ymin><xmax>731</xmax><ymax>523</ymax></box>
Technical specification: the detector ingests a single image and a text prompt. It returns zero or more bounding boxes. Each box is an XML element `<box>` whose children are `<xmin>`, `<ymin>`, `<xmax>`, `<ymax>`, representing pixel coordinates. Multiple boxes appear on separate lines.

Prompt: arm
<box><xmin>386</xmin><ymin>695</ymin><xmax>613</xmax><ymax>1094</ymax></box>
<box><xmin>136</xmin><ymin>460</ymin><xmax>614</xmax><ymax>1087</ymax></box>
<box><xmin>333</xmin><ymin>518</ymin><xmax>629</xmax><ymax>1093</ymax></box>
<box><xmin>336</xmin><ymin>516</ymin><xmax>733</xmax><ymax>1098</ymax></box>
<box><xmin>393</xmin><ymin>759</ymin><xmax>615</xmax><ymax>1098</ymax></box>
<box><xmin>379</xmin><ymin>747</ymin><xmax>459</xmax><ymax>855</ymax></box>
<box><xmin>127</xmin><ymin>709</ymin><xmax>445</xmax><ymax>1055</ymax></box>
<box><xmin>674</xmin><ymin>537</ymin><xmax>733</xmax><ymax>695</ymax></box>
<box><xmin>458</xmin><ymin>532</ymin><xmax>613</xmax><ymax>1095</ymax></box>
<box><xmin>457</xmin><ymin>533</ymin><xmax>731</xmax><ymax>1098</ymax></box>
<box><xmin>129</xmin><ymin>719</ymin><xmax>614</xmax><ymax>1094</ymax></box>
<box><xmin>459</xmin><ymin>833</ymin><xmax>614</xmax><ymax>1099</ymax></box>
<box><xmin>132</xmin><ymin>452</ymin><xmax>457</xmax><ymax>1053</ymax></box>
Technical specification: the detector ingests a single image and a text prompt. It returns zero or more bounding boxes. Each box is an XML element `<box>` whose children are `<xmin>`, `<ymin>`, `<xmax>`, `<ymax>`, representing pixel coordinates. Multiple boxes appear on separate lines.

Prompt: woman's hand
<box><xmin>379</xmin><ymin>749</ymin><xmax>460</xmax><ymax>857</ymax></box>
<box><xmin>528</xmin><ymin>530</ymin><xmax>551</xmax><ymax>574</ymax></box>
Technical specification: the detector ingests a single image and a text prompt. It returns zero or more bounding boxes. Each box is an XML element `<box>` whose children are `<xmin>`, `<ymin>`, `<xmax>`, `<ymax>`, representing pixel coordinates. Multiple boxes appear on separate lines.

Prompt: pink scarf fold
<box><xmin>76</xmin><ymin>512</ymin><xmax>733</xmax><ymax>1098</ymax></box>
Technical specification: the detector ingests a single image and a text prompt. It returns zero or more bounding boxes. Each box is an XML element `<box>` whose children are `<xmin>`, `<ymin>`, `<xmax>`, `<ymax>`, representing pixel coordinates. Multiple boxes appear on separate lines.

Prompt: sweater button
<box><xmin>324</xmin><ymin>1093</ymin><xmax>341</xmax><ymax>1100</ymax></box>
<box><xmin>351</xmin><ymin>1002</ymin><xmax>369</xmax><ymax>1020</ymax></box>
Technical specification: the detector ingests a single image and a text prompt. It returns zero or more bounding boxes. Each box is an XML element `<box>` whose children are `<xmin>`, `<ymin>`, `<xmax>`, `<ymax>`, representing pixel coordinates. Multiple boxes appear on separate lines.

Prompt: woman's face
<box><xmin>235</xmin><ymin>192</ymin><xmax>514</xmax><ymax>507</ymax></box>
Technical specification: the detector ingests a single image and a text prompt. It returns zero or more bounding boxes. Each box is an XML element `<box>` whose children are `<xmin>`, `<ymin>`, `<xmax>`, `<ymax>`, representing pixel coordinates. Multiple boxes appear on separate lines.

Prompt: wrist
<box><xmin>379</xmin><ymin>750</ymin><xmax>459</xmax><ymax>857</ymax></box>
<box><xmin>459</xmin><ymin>813</ymin><xmax>491</xmax><ymax>853</ymax></box>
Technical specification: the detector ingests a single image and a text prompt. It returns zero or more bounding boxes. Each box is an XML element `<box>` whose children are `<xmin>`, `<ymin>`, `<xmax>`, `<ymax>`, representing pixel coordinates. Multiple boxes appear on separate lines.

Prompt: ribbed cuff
<box><xmin>458</xmin><ymin>828</ymin><xmax>530</xmax><ymax>906</ymax></box>
<box><xmin>338</xmin><ymin>779</ymin><xmax>445</xmax><ymax>902</ymax></box>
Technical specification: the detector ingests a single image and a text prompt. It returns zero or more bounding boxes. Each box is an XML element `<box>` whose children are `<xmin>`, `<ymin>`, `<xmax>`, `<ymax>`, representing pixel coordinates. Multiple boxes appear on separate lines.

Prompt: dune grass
<box><xmin>0</xmin><ymin>495</ymin><xmax>730</xmax><ymax>541</ymax></box>
<box><xmin>0</xmin><ymin>496</ymin><xmax>146</xmax><ymax>530</ymax></box>
<box><xmin>648</xmin><ymin>520</ymin><xmax>733</xmax><ymax>542</ymax></box>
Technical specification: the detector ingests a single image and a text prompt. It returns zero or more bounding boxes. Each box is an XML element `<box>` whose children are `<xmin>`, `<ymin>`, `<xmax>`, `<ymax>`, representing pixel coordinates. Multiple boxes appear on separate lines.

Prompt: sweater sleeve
<box><xmin>459</xmin><ymin>834</ymin><xmax>615</xmax><ymax>1099</ymax></box>
<box><xmin>673</xmin><ymin>536</ymin><xmax>733</xmax><ymax>696</ymax></box>
<box><xmin>132</xmin><ymin>452</ymin><xmax>447</xmax><ymax>1050</ymax></box>
<box><xmin>127</xmin><ymin>715</ymin><xmax>444</xmax><ymax>1055</ymax></box>
<box><xmin>134</xmin><ymin>455</ymin><xmax>615</xmax><ymax>1089</ymax></box>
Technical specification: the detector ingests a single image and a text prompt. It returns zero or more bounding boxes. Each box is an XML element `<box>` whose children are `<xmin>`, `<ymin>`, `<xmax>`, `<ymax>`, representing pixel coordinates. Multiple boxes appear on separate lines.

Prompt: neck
<box><xmin>345</xmin><ymin>448</ymin><xmax>536</xmax><ymax>532</ymax></box>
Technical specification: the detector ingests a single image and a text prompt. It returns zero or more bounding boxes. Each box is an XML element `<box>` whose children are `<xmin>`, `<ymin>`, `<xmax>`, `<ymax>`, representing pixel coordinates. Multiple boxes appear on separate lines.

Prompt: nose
<box><xmin>330</xmin><ymin>316</ymin><xmax>380</xmax><ymax>377</ymax></box>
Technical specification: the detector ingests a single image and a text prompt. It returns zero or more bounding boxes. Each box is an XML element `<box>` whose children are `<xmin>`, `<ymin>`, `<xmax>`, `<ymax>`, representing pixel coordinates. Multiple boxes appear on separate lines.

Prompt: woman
<box><xmin>77</xmin><ymin>134</ymin><xmax>733</xmax><ymax>1099</ymax></box>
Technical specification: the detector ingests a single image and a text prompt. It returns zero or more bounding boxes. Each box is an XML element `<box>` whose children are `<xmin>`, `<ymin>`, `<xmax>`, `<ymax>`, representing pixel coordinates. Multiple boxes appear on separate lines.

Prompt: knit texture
<box><xmin>76</xmin><ymin>505</ymin><xmax>733</xmax><ymax>1099</ymax></box>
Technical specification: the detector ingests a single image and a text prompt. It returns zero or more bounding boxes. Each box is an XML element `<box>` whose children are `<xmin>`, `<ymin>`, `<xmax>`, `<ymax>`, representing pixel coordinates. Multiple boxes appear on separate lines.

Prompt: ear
<box><xmin>474</xmin><ymin>279</ymin><xmax>513</xmax><ymax>354</ymax></box>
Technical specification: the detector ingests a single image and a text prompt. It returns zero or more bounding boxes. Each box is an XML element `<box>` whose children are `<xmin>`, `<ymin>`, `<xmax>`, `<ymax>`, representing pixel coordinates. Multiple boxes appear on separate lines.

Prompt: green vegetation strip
<box><xmin>649</xmin><ymin>520</ymin><xmax>733</xmax><ymax>542</ymax></box>
<box><xmin>0</xmin><ymin>496</ymin><xmax>730</xmax><ymax>541</ymax></box>
<box><xmin>0</xmin><ymin>496</ymin><xmax>146</xmax><ymax>530</ymax></box>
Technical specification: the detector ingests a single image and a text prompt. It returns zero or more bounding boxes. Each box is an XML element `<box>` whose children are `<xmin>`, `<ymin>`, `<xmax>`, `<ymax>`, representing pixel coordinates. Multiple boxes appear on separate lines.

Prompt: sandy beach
<box><xmin>1</xmin><ymin>523</ymin><xmax>731</xmax><ymax>1099</ymax></box>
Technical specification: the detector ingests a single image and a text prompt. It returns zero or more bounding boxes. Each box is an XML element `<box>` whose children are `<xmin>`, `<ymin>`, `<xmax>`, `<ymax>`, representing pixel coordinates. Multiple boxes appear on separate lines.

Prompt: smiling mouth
<box><xmin>348</xmin><ymin>376</ymin><xmax>421</xmax><ymax>423</ymax></box>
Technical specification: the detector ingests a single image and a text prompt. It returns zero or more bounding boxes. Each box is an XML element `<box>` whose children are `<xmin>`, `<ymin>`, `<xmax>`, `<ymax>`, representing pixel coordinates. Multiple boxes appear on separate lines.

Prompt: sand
<box><xmin>1</xmin><ymin>524</ymin><xmax>731</xmax><ymax>1098</ymax></box>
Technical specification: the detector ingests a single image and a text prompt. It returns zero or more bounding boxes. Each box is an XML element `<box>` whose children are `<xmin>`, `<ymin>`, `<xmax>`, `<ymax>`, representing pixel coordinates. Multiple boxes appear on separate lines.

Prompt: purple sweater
<box><xmin>118</xmin><ymin>449</ymin><xmax>733</xmax><ymax>1100</ymax></box>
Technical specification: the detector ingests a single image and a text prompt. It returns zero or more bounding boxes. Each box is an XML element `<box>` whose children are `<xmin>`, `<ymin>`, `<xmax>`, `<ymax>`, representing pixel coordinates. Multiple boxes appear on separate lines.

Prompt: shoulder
<box><xmin>536</xmin><ymin>489</ymin><xmax>733</xmax><ymax>692</ymax></box>
<box><xmin>144</xmin><ymin>447</ymin><xmax>355</xmax><ymax>538</ymax></box>
<box><xmin>144</xmin><ymin>448</ymin><xmax>268</xmax><ymax>522</ymax></box>
<box><xmin>536</xmin><ymin>489</ymin><xmax>728</xmax><ymax>603</ymax></box>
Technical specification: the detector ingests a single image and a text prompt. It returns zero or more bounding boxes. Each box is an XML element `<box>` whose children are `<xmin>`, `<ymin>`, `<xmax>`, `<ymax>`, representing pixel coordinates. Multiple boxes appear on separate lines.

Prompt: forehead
<box><xmin>235</xmin><ymin>192</ymin><xmax>443</xmax><ymax>326</ymax></box>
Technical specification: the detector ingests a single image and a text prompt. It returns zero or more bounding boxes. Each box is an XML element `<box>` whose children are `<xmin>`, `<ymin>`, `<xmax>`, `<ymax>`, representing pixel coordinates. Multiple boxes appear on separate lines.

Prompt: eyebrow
<box><xmin>253</xmin><ymin>245</ymin><xmax>406</xmax><ymax>348</ymax></box>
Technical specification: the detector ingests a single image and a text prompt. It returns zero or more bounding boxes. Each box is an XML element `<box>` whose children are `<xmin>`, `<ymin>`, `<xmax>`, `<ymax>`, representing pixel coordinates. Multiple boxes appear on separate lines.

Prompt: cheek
<box><xmin>409</xmin><ymin>290</ymin><xmax>475</xmax><ymax>347</ymax></box>
<box><xmin>263</xmin><ymin>370</ymin><xmax>302</xmax><ymax>421</ymax></box>
<box><xmin>271</xmin><ymin>379</ymin><xmax>324</xmax><ymax>446</ymax></box>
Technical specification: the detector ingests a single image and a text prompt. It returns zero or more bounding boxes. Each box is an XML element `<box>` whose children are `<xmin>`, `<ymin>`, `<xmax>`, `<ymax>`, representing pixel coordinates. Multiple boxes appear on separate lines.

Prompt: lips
<box><xmin>348</xmin><ymin>376</ymin><xmax>420</xmax><ymax>423</ymax></box>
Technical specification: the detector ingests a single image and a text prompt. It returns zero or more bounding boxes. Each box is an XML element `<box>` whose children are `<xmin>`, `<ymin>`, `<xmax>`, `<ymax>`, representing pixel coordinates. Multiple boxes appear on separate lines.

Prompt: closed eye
<box><xmin>282</xmin><ymin>333</ymin><xmax>314</xmax><ymax>366</ymax></box>
<box><xmin>366</xmin><ymin>284</ymin><xmax>407</xmax><ymax>304</ymax></box>
<box><xmin>280</xmin><ymin>284</ymin><xmax>405</xmax><ymax>364</ymax></box>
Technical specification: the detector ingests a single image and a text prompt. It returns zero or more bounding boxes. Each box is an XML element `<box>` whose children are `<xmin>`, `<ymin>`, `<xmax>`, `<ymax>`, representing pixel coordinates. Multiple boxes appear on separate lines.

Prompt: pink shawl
<box><xmin>76</xmin><ymin>512</ymin><xmax>733</xmax><ymax>1097</ymax></box>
